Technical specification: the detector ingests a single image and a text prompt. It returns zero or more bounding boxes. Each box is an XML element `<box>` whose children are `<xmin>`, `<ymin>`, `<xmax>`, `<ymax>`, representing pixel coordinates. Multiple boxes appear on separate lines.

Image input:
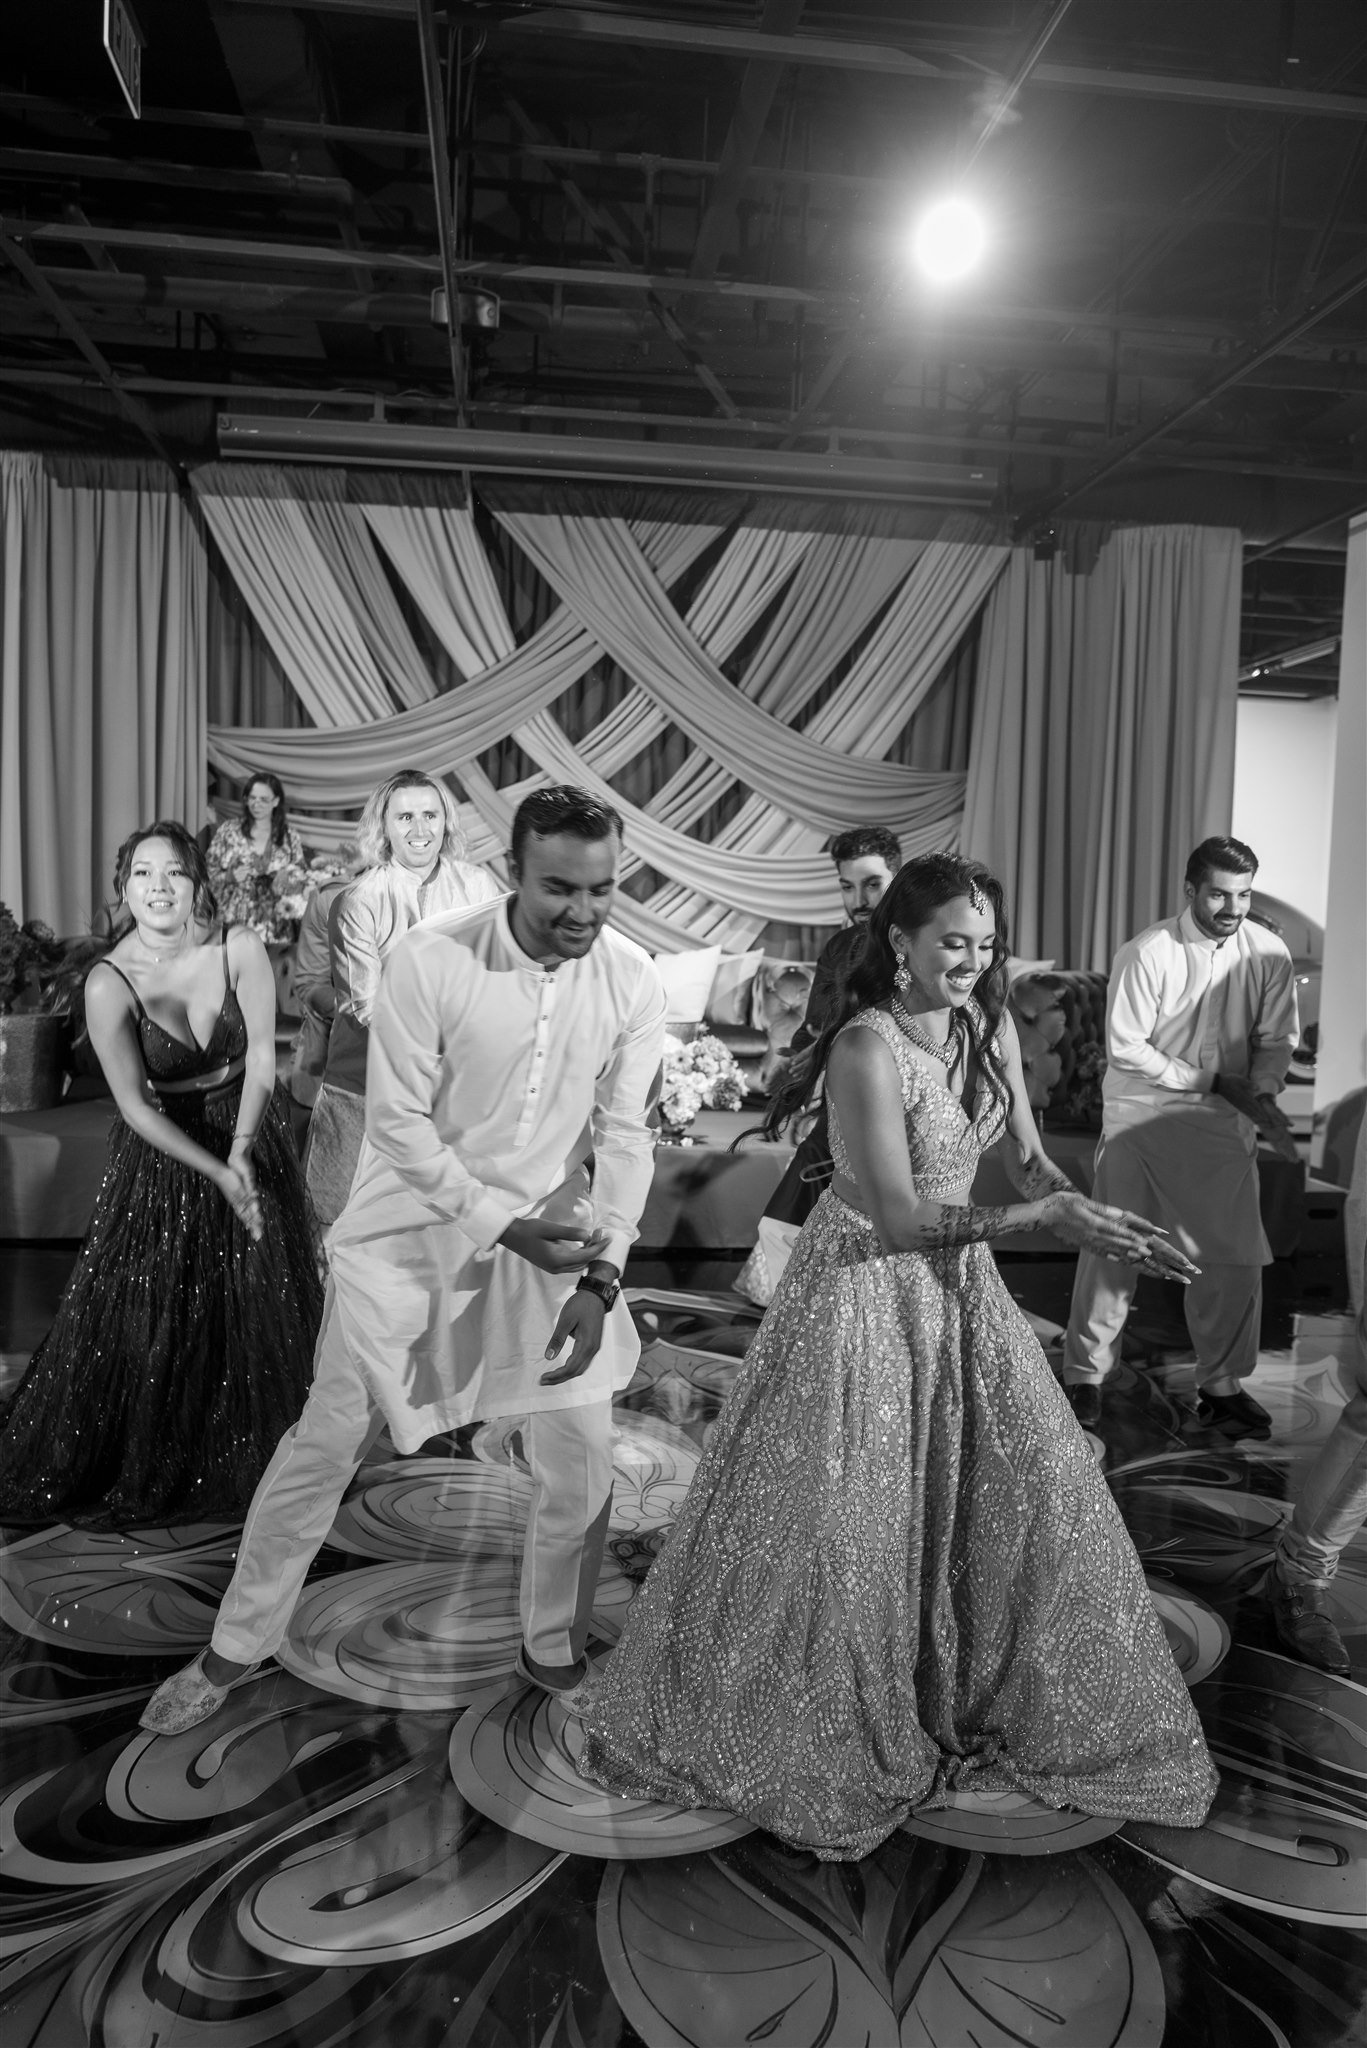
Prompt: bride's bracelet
<box><xmin>231</xmin><ymin>1127</ymin><xmax>258</xmax><ymax>1143</ymax></box>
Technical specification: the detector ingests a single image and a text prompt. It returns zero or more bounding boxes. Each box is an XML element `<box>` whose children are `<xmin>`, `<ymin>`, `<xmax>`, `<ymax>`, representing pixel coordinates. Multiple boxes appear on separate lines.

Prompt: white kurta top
<box><xmin>1096</xmin><ymin>908</ymin><xmax>1299</xmax><ymax>1265</ymax></box>
<box><xmin>336</xmin><ymin>855</ymin><xmax>504</xmax><ymax>1027</ymax></box>
<box><xmin>328</xmin><ymin>900</ymin><xmax>667</xmax><ymax>1451</ymax></box>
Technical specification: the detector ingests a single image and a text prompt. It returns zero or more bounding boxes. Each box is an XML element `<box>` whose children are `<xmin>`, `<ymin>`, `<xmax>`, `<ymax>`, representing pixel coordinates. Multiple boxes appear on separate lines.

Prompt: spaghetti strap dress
<box><xmin>0</xmin><ymin>928</ymin><xmax>323</xmax><ymax>1527</ymax></box>
<box><xmin>578</xmin><ymin>1003</ymin><xmax>1217</xmax><ymax>1860</ymax></box>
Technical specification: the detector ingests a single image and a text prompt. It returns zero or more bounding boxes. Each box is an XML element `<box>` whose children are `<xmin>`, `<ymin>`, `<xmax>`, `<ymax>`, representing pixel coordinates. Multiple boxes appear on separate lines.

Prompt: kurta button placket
<box><xmin>516</xmin><ymin>971</ymin><xmax>558</xmax><ymax>1145</ymax></box>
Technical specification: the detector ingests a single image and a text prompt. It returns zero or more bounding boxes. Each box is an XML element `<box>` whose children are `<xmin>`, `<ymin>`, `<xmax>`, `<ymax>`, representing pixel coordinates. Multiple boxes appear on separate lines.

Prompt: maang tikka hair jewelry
<box><xmin>968</xmin><ymin>877</ymin><xmax>990</xmax><ymax>916</ymax></box>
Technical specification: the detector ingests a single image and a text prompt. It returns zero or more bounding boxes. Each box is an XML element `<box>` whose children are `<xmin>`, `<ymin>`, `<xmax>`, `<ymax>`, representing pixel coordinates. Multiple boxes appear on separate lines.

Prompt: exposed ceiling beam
<box><xmin>501</xmin><ymin>97</ymin><xmax>742</xmax><ymax>417</ymax></box>
<box><xmin>1285</xmin><ymin>127</ymin><xmax>1367</xmax><ymax>312</ymax></box>
<box><xmin>0</xmin><ymin>88</ymin><xmax>429</xmax><ymax>151</ymax></box>
<box><xmin>494</xmin><ymin>10</ymin><xmax>1367</xmax><ymax>118</ymax></box>
<box><xmin>1</xmin><ymin>358</ymin><xmax>1351</xmax><ymax>490</ymax></box>
<box><xmin>7</xmin><ymin>233</ymin><xmax>1364</xmax><ymax>367</ymax></box>
<box><xmin>994</xmin><ymin>32</ymin><xmax>1367</xmax><ymax>426</ymax></box>
<box><xmin>1238</xmin><ymin>634</ymin><xmax>1342</xmax><ymax>682</ymax></box>
<box><xmin>3</xmin><ymin>89</ymin><xmax>1361</xmax><ymax>236</ymax></box>
<box><xmin>0</xmin><ymin>228</ymin><xmax>179</xmax><ymax>469</ymax></box>
<box><xmin>0</xmin><ymin>146</ymin><xmax>356</xmax><ymax>206</ymax></box>
<box><xmin>1019</xmin><ymin>254</ymin><xmax>1367</xmax><ymax>528</ymax></box>
<box><xmin>416</xmin><ymin>0</ymin><xmax>467</xmax><ymax>413</ymax></box>
<box><xmin>1244</xmin><ymin>503</ymin><xmax>1367</xmax><ymax>560</ymax></box>
<box><xmin>961</xmin><ymin>0</ymin><xmax>1078</xmax><ymax>173</ymax></box>
<box><xmin>687</xmin><ymin>0</ymin><xmax>804</xmax><ymax>285</ymax></box>
<box><xmin>238</xmin><ymin>0</ymin><xmax>1367</xmax><ymax>120</ymax></box>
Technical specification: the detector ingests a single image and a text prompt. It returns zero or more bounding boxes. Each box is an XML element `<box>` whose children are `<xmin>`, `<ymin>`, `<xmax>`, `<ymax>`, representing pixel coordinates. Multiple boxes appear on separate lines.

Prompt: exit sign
<box><xmin>103</xmin><ymin>0</ymin><xmax>144</xmax><ymax>119</ymax></box>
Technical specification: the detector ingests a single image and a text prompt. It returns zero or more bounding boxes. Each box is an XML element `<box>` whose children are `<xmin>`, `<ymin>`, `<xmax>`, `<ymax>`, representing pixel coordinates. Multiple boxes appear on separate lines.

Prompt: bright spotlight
<box><xmin>912</xmin><ymin>197</ymin><xmax>987</xmax><ymax>284</ymax></box>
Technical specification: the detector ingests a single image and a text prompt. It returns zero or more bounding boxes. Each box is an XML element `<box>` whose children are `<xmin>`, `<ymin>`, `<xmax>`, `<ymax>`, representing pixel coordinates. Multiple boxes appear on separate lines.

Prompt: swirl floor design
<box><xmin>0</xmin><ymin>1284</ymin><xmax>1363</xmax><ymax>2046</ymax></box>
<box><xmin>449</xmin><ymin>1675</ymin><xmax>754</xmax><ymax>1859</ymax></box>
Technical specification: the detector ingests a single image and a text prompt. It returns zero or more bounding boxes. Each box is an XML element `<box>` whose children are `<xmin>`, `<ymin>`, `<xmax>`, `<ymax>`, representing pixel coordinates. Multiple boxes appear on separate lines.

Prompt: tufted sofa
<box><xmin>1008</xmin><ymin>969</ymin><xmax>1110</xmax><ymax>1128</ymax></box>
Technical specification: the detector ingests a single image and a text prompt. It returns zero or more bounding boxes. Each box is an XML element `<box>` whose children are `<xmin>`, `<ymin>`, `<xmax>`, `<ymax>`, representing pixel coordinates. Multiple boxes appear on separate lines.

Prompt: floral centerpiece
<box><xmin>251</xmin><ymin>848</ymin><xmax>354</xmax><ymax>935</ymax></box>
<box><xmin>0</xmin><ymin>904</ymin><xmax>79</xmax><ymax>1112</ymax></box>
<box><xmin>659</xmin><ymin>1029</ymin><xmax>745</xmax><ymax>1141</ymax></box>
<box><xmin>0</xmin><ymin>905</ymin><xmax>66</xmax><ymax>1015</ymax></box>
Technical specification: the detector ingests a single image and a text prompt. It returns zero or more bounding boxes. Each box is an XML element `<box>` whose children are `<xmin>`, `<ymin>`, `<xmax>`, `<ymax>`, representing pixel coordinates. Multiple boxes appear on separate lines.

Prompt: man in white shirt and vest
<box><xmin>143</xmin><ymin>786</ymin><xmax>667</xmax><ymax>1734</ymax></box>
<box><xmin>1062</xmin><ymin>836</ymin><xmax>1298</xmax><ymax>1437</ymax></box>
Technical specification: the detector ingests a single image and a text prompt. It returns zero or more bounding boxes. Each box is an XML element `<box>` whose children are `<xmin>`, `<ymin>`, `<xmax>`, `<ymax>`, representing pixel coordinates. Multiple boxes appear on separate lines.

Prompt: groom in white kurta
<box><xmin>144</xmin><ymin>790</ymin><xmax>666</xmax><ymax>1729</ymax></box>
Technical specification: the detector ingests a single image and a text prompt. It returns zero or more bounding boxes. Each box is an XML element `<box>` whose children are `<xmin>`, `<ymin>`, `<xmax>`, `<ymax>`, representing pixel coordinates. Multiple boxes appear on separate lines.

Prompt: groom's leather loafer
<box><xmin>1194</xmin><ymin>1388</ymin><xmax>1272</xmax><ymax>1439</ymax></box>
<box><xmin>139</xmin><ymin>1651</ymin><xmax>265</xmax><ymax>1736</ymax></box>
<box><xmin>515</xmin><ymin>1646</ymin><xmax>591</xmax><ymax>1713</ymax></box>
<box><xmin>1267</xmin><ymin>1579</ymin><xmax>1351</xmax><ymax>1676</ymax></box>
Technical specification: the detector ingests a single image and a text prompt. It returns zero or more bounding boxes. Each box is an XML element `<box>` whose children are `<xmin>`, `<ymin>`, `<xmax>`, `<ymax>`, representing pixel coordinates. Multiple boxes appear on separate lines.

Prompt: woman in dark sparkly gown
<box><xmin>0</xmin><ymin>822</ymin><xmax>322</xmax><ymax>1527</ymax></box>
<box><xmin>579</xmin><ymin>855</ymin><xmax>1218</xmax><ymax>1859</ymax></box>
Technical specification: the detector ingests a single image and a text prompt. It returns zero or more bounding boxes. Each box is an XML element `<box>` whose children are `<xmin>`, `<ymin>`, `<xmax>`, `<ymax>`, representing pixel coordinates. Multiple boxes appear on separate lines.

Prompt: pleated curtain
<box><xmin>0</xmin><ymin>453</ymin><xmax>205</xmax><ymax>935</ymax></box>
<box><xmin>962</xmin><ymin>524</ymin><xmax>1243</xmax><ymax>970</ymax></box>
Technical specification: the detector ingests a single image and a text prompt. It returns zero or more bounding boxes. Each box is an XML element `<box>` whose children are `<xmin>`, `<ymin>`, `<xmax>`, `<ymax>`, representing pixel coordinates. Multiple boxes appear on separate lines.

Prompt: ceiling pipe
<box><xmin>215</xmin><ymin>412</ymin><xmax>998</xmax><ymax>505</ymax></box>
<box><xmin>1238</xmin><ymin>635</ymin><xmax>1342</xmax><ymax>682</ymax></box>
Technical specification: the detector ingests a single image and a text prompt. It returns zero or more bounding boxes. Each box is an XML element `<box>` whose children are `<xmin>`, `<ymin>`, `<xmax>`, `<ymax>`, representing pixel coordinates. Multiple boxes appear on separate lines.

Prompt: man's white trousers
<box><xmin>212</xmin><ymin>1292</ymin><xmax>614</xmax><ymax>1671</ymax></box>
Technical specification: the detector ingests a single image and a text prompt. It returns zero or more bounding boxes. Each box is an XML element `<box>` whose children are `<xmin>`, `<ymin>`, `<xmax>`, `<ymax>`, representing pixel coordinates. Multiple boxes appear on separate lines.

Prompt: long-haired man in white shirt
<box><xmin>142</xmin><ymin>787</ymin><xmax>667</xmax><ymax>1734</ymax></box>
<box><xmin>1062</xmin><ymin>836</ymin><xmax>1299</xmax><ymax>1437</ymax></box>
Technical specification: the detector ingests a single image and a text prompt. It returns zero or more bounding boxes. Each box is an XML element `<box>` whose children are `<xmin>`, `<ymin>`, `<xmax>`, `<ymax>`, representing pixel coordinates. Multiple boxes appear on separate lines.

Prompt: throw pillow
<box><xmin>652</xmin><ymin>944</ymin><xmax>723</xmax><ymax>1024</ymax></box>
<box><xmin>705</xmin><ymin>947</ymin><xmax>764</xmax><ymax>1029</ymax></box>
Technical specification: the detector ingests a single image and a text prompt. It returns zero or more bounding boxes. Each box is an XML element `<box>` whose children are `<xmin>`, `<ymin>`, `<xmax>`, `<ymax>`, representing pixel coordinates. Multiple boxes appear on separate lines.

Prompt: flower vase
<box><xmin>0</xmin><ymin>1012</ymin><xmax>66</xmax><ymax>1112</ymax></box>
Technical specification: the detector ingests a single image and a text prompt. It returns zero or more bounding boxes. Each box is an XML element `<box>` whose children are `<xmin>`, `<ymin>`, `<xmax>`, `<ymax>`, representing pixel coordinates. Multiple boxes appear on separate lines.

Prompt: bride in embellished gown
<box><xmin>579</xmin><ymin>854</ymin><xmax>1218</xmax><ymax>1860</ymax></box>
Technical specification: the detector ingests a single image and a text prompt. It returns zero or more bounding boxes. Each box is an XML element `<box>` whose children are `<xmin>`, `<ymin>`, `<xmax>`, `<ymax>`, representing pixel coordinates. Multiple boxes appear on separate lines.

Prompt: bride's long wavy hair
<box><xmin>765</xmin><ymin>852</ymin><xmax>1014</xmax><ymax>1137</ymax></box>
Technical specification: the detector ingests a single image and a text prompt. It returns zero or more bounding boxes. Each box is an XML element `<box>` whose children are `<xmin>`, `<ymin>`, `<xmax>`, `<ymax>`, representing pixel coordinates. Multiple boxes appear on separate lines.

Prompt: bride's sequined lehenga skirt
<box><xmin>579</xmin><ymin>1189</ymin><xmax>1217</xmax><ymax>1861</ymax></box>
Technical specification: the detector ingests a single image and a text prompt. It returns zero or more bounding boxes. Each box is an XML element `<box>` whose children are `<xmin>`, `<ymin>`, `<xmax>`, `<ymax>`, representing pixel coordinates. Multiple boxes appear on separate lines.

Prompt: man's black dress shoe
<box><xmin>1267</xmin><ymin>1577</ymin><xmax>1351</xmax><ymax>1675</ymax></box>
<box><xmin>1194</xmin><ymin>1387</ymin><xmax>1273</xmax><ymax>1439</ymax></box>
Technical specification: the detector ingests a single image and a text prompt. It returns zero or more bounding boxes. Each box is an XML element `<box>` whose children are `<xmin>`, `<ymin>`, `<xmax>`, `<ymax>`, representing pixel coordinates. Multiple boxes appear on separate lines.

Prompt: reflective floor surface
<box><xmin>0</xmin><ymin>1269</ymin><xmax>1363</xmax><ymax>2047</ymax></box>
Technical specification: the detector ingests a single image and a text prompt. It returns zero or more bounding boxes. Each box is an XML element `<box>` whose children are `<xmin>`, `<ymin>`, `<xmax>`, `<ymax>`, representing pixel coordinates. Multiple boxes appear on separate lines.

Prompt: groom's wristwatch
<box><xmin>575</xmin><ymin>1268</ymin><xmax>620</xmax><ymax>1311</ymax></box>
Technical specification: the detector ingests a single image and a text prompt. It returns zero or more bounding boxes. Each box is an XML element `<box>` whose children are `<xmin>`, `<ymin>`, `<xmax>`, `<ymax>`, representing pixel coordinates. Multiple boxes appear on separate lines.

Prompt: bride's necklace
<box><xmin>890</xmin><ymin>996</ymin><xmax>960</xmax><ymax>1067</ymax></box>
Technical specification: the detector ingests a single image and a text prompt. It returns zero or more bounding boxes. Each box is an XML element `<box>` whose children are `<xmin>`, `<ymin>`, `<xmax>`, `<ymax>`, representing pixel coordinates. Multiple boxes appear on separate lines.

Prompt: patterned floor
<box><xmin>0</xmin><ymin>1278</ymin><xmax>1363</xmax><ymax>2047</ymax></box>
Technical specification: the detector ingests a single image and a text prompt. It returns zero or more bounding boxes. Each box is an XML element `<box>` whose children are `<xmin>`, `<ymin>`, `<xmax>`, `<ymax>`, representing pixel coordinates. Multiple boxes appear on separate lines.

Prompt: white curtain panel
<box><xmin>1</xmin><ymin>452</ymin><xmax>206</xmax><ymax>933</ymax></box>
<box><xmin>962</xmin><ymin>524</ymin><xmax>1243</xmax><ymax>970</ymax></box>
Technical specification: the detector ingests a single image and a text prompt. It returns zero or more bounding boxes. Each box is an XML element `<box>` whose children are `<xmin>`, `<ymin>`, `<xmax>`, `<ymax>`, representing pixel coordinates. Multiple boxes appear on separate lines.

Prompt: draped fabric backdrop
<box><xmin>0</xmin><ymin>453</ymin><xmax>205</xmax><ymax>936</ymax></box>
<box><xmin>0</xmin><ymin>452</ymin><xmax>1242</xmax><ymax>969</ymax></box>
<box><xmin>196</xmin><ymin>467</ymin><xmax>1006</xmax><ymax>948</ymax></box>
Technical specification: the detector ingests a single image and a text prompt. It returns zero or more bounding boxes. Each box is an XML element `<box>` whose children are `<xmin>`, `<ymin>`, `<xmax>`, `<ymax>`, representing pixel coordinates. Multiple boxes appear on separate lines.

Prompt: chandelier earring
<box><xmin>894</xmin><ymin>953</ymin><xmax>916</xmax><ymax>998</ymax></box>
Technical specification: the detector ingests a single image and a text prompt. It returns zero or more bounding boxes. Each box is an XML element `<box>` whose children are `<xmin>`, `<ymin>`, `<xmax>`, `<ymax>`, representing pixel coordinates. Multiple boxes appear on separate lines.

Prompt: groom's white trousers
<box><xmin>212</xmin><ymin>1293</ymin><xmax>615</xmax><ymax>1670</ymax></box>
